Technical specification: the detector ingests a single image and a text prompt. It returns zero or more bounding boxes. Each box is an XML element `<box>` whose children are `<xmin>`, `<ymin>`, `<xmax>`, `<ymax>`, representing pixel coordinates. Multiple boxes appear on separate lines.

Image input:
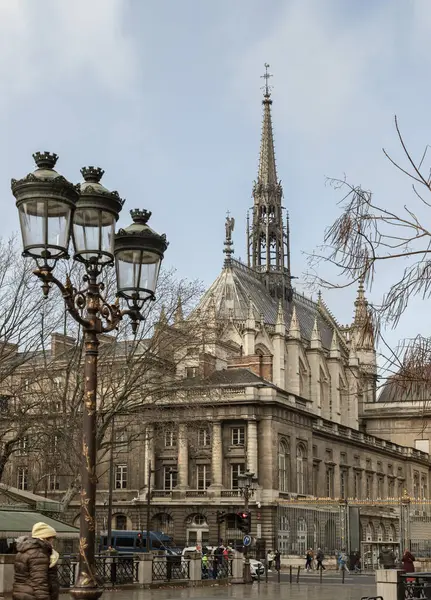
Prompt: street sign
<box><xmin>243</xmin><ymin>535</ymin><xmax>252</xmax><ymax>547</ymax></box>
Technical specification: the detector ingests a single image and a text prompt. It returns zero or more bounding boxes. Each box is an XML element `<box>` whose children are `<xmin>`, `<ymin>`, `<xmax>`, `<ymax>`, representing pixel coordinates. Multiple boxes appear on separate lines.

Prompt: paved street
<box><xmin>95</xmin><ymin>579</ymin><xmax>376</xmax><ymax>600</ymax></box>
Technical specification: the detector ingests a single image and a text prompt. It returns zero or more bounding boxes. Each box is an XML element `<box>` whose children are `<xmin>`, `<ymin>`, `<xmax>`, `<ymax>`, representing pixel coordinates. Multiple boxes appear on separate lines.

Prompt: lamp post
<box><xmin>12</xmin><ymin>152</ymin><xmax>168</xmax><ymax>600</ymax></box>
<box><xmin>238</xmin><ymin>470</ymin><xmax>258</xmax><ymax>584</ymax></box>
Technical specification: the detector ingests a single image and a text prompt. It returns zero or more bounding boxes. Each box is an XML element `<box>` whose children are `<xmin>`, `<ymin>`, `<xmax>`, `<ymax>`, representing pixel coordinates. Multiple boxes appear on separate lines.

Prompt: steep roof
<box><xmin>197</xmin><ymin>259</ymin><xmax>341</xmax><ymax>350</ymax></box>
<box><xmin>182</xmin><ymin>368</ymin><xmax>270</xmax><ymax>388</ymax></box>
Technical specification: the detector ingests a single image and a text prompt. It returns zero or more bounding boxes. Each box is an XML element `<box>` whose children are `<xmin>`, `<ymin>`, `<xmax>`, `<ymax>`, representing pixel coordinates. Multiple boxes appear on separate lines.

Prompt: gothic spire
<box><xmin>258</xmin><ymin>63</ymin><xmax>277</xmax><ymax>187</ymax></box>
<box><xmin>352</xmin><ymin>277</ymin><xmax>374</xmax><ymax>350</ymax></box>
<box><xmin>288</xmin><ymin>305</ymin><xmax>301</xmax><ymax>339</ymax></box>
<box><xmin>275</xmin><ymin>299</ymin><xmax>285</xmax><ymax>334</ymax></box>
<box><xmin>247</xmin><ymin>64</ymin><xmax>292</xmax><ymax>302</ymax></box>
<box><xmin>310</xmin><ymin>317</ymin><xmax>322</xmax><ymax>350</ymax></box>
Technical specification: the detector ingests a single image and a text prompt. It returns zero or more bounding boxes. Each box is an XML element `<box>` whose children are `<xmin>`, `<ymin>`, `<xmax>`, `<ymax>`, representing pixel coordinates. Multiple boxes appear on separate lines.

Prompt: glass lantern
<box><xmin>11</xmin><ymin>152</ymin><xmax>79</xmax><ymax>265</ymax></box>
<box><xmin>114</xmin><ymin>209</ymin><xmax>168</xmax><ymax>307</ymax></box>
<box><xmin>73</xmin><ymin>167</ymin><xmax>124</xmax><ymax>265</ymax></box>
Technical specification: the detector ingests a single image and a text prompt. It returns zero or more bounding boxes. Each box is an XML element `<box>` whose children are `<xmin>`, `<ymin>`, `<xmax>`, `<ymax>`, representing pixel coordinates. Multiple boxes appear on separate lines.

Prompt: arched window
<box><xmin>114</xmin><ymin>514</ymin><xmax>128</xmax><ymax>530</ymax></box>
<box><xmin>377</xmin><ymin>523</ymin><xmax>385</xmax><ymax>542</ymax></box>
<box><xmin>278</xmin><ymin>440</ymin><xmax>289</xmax><ymax>492</ymax></box>
<box><xmin>151</xmin><ymin>512</ymin><xmax>174</xmax><ymax>535</ymax></box>
<box><xmin>296</xmin><ymin>445</ymin><xmax>306</xmax><ymax>495</ymax></box>
<box><xmin>365</xmin><ymin>522</ymin><xmax>375</xmax><ymax>542</ymax></box>
<box><xmin>388</xmin><ymin>524</ymin><xmax>397</xmax><ymax>542</ymax></box>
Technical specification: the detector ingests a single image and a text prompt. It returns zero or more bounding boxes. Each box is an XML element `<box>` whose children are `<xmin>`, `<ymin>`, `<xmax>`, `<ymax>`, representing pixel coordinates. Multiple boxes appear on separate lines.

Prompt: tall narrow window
<box><xmin>198</xmin><ymin>429</ymin><xmax>210</xmax><ymax>448</ymax></box>
<box><xmin>325</xmin><ymin>467</ymin><xmax>334</xmax><ymax>498</ymax></box>
<box><xmin>366</xmin><ymin>474</ymin><xmax>373</xmax><ymax>499</ymax></box>
<box><xmin>296</xmin><ymin>445</ymin><xmax>306</xmax><ymax>494</ymax></box>
<box><xmin>312</xmin><ymin>464</ymin><xmax>319</xmax><ymax>497</ymax></box>
<box><xmin>48</xmin><ymin>473</ymin><xmax>59</xmax><ymax>491</ymax></box>
<box><xmin>17</xmin><ymin>467</ymin><xmax>28</xmax><ymax>491</ymax></box>
<box><xmin>115</xmin><ymin>464</ymin><xmax>128</xmax><ymax>489</ymax></box>
<box><xmin>196</xmin><ymin>465</ymin><xmax>211</xmax><ymax>490</ymax></box>
<box><xmin>231</xmin><ymin>463</ymin><xmax>245</xmax><ymax>489</ymax></box>
<box><xmin>164</xmin><ymin>430</ymin><xmax>177</xmax><ymax>448</ymax></box>
<box><xmin>17</xmin><ymin>437</ymin><xmax>28</xmax><ymax>456</ymax></box>
<box><xmin>278</xmin><ymin>441</ymin><xmax>289</xmax><ymax>492</ymax></box>
<box><xmin>340</xmin><ymin>470</ymin><xmax>347</xmax><ymax>499</ymax></box>
<box><xmin>164</xmin><ymin>467</ymin><xmax>177</xmax><ymax>490</ymax></box>
<box><xmin>231</xmin><ymin>428</ymin><xmax>245</xmax><ymax>446</ymax></box>
<box><xmin>354</xmin><ymin>472</ymin><xmax>362</xmax><ymax>499</ymax></box>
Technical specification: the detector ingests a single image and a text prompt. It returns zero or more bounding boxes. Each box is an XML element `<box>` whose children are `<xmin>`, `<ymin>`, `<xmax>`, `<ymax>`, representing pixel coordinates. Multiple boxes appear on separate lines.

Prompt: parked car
<box><xmin>249</xmin><ymin>559</ymin><xmax>265</xmax><ymax>579</ymax></box>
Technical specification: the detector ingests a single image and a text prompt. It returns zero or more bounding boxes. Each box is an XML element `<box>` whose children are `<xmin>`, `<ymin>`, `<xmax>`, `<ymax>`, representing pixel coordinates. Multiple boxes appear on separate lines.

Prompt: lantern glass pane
<box><xmin>115</xmin><ymin>248</ymin><xmax>161</xmax><ymax>301</ymax></box>
<box><xmin>73</xmin><ymin>208</ymin><xmax>115</xmax><ymax>263</ymax></box>
<box><xmin>18</xmin><ymin>198</ymin><xmax>71</xmax><ymax>258</ymax></box>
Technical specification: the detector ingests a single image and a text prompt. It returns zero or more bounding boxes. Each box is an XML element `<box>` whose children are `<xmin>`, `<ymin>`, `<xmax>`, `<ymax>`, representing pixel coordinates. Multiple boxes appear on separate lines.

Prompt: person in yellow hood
<box><xmin>12</xmin><ymin>522</ymin><xmax>59</xmax><ymax>600</ymax></box>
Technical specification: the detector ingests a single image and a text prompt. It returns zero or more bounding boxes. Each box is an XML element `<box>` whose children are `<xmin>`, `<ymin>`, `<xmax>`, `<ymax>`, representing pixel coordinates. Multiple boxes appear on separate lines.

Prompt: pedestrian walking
<box><xmin>379</xmin><ymin>546</ymin><xmax>396</xmax><ymax>570</ymax></box>
<box><xmin>274</xmin><ymin>549</ymin><xmax>281</xmax><ymax>572</ymax></box>
<box><xmin>402</xmin><ymin>549</ymin><xmax>415</xmax><ymax>574</ymax></box>
<box><xmin>339</xmin><ymin>549</ymin><xmax>350</xmax><ymax>573</ymax></box>
<box><xmin>267</xmin><ymin>549</ymin><xmax>275</xmax><ymax>570</ymax></box>
<box><xmin>316</xmin><ymin>548</ymin><xmax>325</xmax><ymax>571</ymax></box>
<box><xmin>13</xmin><ymin>522</ymin><xmax>59</xmax><ymax>600</ymax></box>
<box><xmin>305</xmin><ymin>548</ymin><xmax>313</xmax><ymax>571</ymax></box>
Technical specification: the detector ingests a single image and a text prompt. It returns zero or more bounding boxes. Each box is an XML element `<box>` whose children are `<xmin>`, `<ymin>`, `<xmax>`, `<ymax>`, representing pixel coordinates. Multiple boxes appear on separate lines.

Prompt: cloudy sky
<box><xmin>1</xmin><ymin>0</ymin><xmax>431</xmax><ymax>371</ymax></box>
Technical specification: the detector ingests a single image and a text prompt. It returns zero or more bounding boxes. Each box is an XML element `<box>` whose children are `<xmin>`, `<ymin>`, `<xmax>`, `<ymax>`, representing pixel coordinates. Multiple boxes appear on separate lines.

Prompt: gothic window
<box><xmin>296</xmin><ymin>445</ymin><xmax>306</xmax><ymax>495</ymax></box>
<box><xmin>278</xmin><ymin>440</ymin><xmax>289</xmax><ymax>492</ymax></box>
<box><xmin>319</xmin><ymin>367</ymin><xmax>329</xmax><ymax>415</ymax></box>
<box><xmin>299</xmin><ymin>361</ymin><xmax>308</xmax><ymax>399</ymax></box>
<box><xmin>48</xmin><ymin>473</ymin><xmax>59</xmax><ymax>491</ymax></box>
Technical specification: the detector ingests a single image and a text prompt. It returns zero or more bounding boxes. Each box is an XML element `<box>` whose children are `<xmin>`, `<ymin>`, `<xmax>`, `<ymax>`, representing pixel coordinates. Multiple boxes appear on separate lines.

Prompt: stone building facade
<box><xmin>1</xmin><ymin>74</ymin><xmax>430</xmax><ymax>555</ymax></box>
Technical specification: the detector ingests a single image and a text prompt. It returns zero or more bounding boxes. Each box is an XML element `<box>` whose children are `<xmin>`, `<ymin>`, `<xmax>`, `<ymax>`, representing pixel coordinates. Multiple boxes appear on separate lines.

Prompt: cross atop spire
<box><xmin>261</xmin><ymin>62</ymin><xmax>273</xmax><ymax>98</ymax></box>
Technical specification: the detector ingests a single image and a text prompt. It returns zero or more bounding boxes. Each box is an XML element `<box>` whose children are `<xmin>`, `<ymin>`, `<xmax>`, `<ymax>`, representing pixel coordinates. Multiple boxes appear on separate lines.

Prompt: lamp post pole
<box><xmin>238</xmin><ymin>470</ymin><xmax>257</xmax><ymax>584</ymax></box>
<box><xmin>12</xmin><ymin>152</ymin><xmax>168</xmax><ymax>600</ymax></box>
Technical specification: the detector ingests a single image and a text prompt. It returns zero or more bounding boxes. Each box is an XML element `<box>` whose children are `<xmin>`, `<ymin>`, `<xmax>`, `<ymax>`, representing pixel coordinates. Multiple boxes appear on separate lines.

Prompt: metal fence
<box><xmin>201</xmin><ymin>557</ymin><xmax>230</xmax><ymax>580</ymax></box>
<box><xmin>152</xmin><ymin>557</ymin><xmax>190</xmax><ymax>581</ymax></box>
<box><xmin>276</xmin><ymin>498</ymin><xmax>431</xmax><ymax>561</ymax></box>
<box><xmin>399</xmin><ymin>572</ymin><xmax>431</xmax><ymax>600</ymax></box>
<box><xmin>58</xmin><ymin>555</ymin><xmax>138</xmax><ymax>587</ymax></box>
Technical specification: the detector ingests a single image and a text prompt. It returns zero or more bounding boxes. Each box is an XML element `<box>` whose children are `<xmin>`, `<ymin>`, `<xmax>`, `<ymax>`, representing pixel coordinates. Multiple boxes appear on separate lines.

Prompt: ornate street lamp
<box><xmin>12</xmin><ymin>152</ymin><xmax>168</xmax><ymax>600</ymax></box>
<box><xmin>238</xmin><ymin>470</ymin><xmax>258</xmax><ymax>584</ymax></box>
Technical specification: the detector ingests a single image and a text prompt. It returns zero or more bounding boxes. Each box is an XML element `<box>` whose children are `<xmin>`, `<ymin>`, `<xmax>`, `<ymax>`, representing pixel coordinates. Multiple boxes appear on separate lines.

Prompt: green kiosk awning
<box><xmin>0</xmin><ymin>510</ymin><xmax>79</xmax><ymax>539</ymax></box>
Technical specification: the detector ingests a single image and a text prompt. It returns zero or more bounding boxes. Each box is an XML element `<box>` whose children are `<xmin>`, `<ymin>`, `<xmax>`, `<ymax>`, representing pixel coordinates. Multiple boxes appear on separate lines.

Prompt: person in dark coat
<box><xmin>13</xmin><ymin>522</ymin><xmax>59</xmax><ymax>600</ymax></box>
<box><xmin>402</xmin><ymin>549</ymin><xmax>415</xmax><ymax>573</ymax></box>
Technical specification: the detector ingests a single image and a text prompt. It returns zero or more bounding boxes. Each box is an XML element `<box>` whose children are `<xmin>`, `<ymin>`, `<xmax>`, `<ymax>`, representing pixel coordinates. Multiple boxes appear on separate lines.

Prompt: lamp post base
<box><xmin>243</xmin><ymin>558</ymin><xmax>252</xmax><ymax>584</ymax></box>
<box><xmin>70</xmin><ymin>586</ymin><xmax>103</xmax><ymax>600</ymax></box>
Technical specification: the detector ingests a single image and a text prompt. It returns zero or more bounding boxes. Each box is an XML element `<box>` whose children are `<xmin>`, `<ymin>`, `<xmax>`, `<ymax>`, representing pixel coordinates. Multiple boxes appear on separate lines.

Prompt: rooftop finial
<box><xmin>223</xmin><ymin>210</ymin><xmax>235</xmax><ymax>267</ymax></box>
<box><xmin>261</xmin><ymin>62</ymin><xmax>273</xmax><ymax>98</ymax></box>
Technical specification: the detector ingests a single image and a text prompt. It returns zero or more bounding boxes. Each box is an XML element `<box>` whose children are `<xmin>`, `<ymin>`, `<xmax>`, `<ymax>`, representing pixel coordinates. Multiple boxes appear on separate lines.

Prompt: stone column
<box><xmin>210</xmin><ymin>421</ymin><xmax>223</xmax><ymax>489</ymax></box>
<box><xmin>144</xmin><ymin>425</ymin><xmax>155</xmax><ymax>489</ymax></box>
<box><xmin>138</xmin><ymin>554</ymin><xmax>154</xmax><ymax>585</ymax></box>
<box><xmin>177</xmin><ymin>423</ymin><xmax>189</xmax><ymax>489</ymax></box>
<box><xmin>247</xmin><ymin>420</ymin><xmax>258</xmax><ymax>478</ymax></box>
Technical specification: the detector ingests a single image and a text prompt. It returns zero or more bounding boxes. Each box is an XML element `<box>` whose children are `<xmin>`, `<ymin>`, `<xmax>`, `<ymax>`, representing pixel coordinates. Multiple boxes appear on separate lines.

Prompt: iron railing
<box><xmin>58</xmin><ymin>555</ymin><xmax>138</xmax><ymax>587</ymax></box>
<box><xmin>152</xmin><ymin>557</ymin><xmax>190</xmax><ymax>581</ymax></box>
<box><xmin>201</xmin><ymin>557</ymin><xmax>230</xmax><ymax>580</ymax></box>
<box><xmin>399</xmin><ymin>573</ymin><xmax>431</xmax><ymax>600</ymax></box>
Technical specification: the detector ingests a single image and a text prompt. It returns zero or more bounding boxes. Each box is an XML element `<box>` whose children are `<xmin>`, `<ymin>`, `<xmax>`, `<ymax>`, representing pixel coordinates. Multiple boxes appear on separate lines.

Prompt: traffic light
<box><xmin>216</xmin><ymin>511</ymin><xmax>226</xmax><ymax>524</ymax></box>
<box><xmin>236</xmin><ymin>511</ymin><xmax>251</xmax><ymax>534</ymax></box>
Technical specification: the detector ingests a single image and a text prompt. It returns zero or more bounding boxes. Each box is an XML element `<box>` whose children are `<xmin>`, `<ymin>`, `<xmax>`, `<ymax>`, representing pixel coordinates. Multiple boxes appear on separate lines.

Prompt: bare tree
<box><xmin>309</xmin><ymin>116</ymin><xmax>431</xmax><ymax>393</ymax></box>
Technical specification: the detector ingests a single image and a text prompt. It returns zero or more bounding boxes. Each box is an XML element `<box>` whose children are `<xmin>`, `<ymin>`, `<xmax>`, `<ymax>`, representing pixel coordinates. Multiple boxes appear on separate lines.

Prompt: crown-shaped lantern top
<box><xmin>130</xmin><ymin>209</ymin><xmax>152</xmax><ymax>225</ymax></box>
<box><xmin>80</xmin><ymin>166</ymin><xmax>105</xmax><ymax>184</ymax></box>
<box><xmin>32</xmin><ymin>151</ymin><xmax>59</xmax><ymax>170</ymax></box>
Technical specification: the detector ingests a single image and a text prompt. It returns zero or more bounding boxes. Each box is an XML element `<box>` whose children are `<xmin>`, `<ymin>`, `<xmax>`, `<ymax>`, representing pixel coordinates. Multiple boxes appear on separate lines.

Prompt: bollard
<box><xmin>265</xmin><ymin>563</ymin><xmax>268</xmax><ymax>583</ymax></box>
<box><xmin>289</xmin><ymin>565</ymin><xmax>292</xmax><ymax>584</ymax></box>
<box><xmin>278</xmin><ymin>567</ymin><xmax>281</xmax><ymax>583</ymax></box>
<box><xmin>320</xmin><ymin>567</ymin><xmax>323</xmax><ymax>583</ymax></box>
<box><xmin>297</xmin><ymin>566</ymin><xmax>300</xmax><ymax>583</ymax></box>
<box><xmin>257</xmin><ymin>565</ymin><xmax>261</xmax><ymax>584</ymax></box>
<box><xmin>342</xmin><ymin>567</ymin><xmax>345</xmax><ymax>584</ymax></box>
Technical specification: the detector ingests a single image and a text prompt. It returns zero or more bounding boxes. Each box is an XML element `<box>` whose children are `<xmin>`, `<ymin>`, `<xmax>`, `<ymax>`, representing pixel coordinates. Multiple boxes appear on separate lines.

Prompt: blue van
<box><xmin>99</xmin><ymin>530</ymin><xmax>180</xmax><ymax>556</ymax></box>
